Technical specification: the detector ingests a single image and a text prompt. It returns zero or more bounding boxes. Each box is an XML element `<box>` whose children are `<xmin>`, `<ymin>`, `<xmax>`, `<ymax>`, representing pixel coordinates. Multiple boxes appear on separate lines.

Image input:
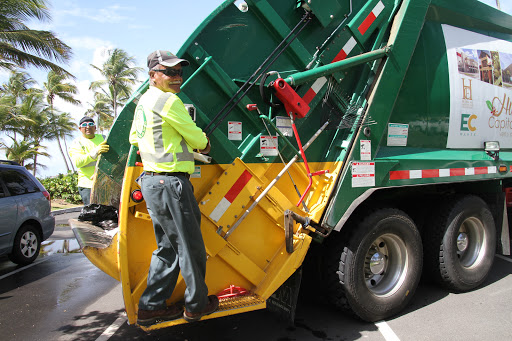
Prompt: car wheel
<box><xmin>324</xmin><ymin>208</ymin><xmax>423</xmax><ymax>322</ymax></box>
<box><xmin>8</xmin><ymin>224</ymin><xmax>41</xmax><ymax>265</ymax></box>
<box><xmin>423</xmin><ymin>195</ymin><xmax>496</xmax><ymax>292</ymax></box>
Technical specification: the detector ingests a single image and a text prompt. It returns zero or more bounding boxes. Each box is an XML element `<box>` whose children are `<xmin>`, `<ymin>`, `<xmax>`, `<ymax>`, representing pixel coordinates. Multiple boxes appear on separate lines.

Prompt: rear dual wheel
<box><xmin>325</xmin><ymin>208</ymin><xmax>422</xmax><ymax>322</ymax></box>
<box><xmin>423</xmin><ymin>195</ymin><xmax>496</xmax><ymax>292</ymax></box>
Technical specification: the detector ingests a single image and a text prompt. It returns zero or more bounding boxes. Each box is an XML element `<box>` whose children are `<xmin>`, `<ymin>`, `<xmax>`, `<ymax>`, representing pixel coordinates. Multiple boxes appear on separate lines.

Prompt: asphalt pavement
<box><xmin>0</xmin><ymin>207</ymin><xmax>510</xmax><ymax>340</ymax></box>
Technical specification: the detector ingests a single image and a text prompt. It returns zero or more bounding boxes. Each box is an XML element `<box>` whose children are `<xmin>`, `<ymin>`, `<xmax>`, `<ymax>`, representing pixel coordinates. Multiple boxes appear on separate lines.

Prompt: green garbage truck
<box><xmin>71</xmin><ymin>0</ymin><xmax>512</xmax><ymax>329</ymax></box>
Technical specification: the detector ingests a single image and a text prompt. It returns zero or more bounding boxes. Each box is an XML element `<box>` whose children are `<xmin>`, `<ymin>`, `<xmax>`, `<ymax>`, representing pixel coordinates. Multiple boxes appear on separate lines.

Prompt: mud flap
<box><xmin>266</xmin><ymin>267</ymin><xmax>302</xmax><ymax>323</ymax></box>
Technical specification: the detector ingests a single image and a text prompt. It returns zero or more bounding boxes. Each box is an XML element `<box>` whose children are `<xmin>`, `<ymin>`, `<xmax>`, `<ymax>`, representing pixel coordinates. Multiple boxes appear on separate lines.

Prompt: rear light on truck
<box><xmin>131</xmin><ymin>189</ymin><xmax>143</xmax><ymax>203</ymax></box>
<box><xmin>505</xmin><ymin>188</ymin><xmax>512</xmax><ymax>207</ymax></box>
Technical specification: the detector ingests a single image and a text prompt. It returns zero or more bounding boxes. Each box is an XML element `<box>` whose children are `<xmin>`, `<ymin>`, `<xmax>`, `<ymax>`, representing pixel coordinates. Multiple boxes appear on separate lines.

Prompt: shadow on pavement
<box><xmin>106</xmin><ymin>299</ymin><xmax>377</xmax><ymax>341</ymax></box>
<box><xmin>57</xmin><ymin>309</ymin><xmax>126</xmax><ymax>341</ymax></box>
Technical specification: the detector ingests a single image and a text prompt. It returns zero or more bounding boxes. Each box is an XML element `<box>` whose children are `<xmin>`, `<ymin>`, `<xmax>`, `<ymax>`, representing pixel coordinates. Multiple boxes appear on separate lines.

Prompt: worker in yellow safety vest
<box><xmin>69</xmin><ymin>116</ymin><xmax>109</xmax><ymax>205</ymax></box>
<box><xmin>129</xmin><ymin>50</ymin><xmax>217</xmax><ymax>326</ymax></box>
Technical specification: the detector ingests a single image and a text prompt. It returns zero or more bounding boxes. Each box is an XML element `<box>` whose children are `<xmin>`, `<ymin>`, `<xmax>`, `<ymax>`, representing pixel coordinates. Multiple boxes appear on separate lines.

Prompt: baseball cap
<box><xmin>79</xmin><ymin>116</ymin><xmax>94</xmax><ymax>125</ymax></box>
<box><xmin>147</xmin><ymin>50</ymin><xmax>190</xmax><ymax>70</ymax></box>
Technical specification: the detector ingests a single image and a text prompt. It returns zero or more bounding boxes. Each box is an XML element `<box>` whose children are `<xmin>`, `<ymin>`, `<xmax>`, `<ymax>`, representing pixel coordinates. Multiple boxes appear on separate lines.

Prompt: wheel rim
<box><xmin>364</xmin><ymin>233</ymin><xmax>408</xmax><ymax>297</ymax></box>
<box><xmin>20</xmin><ymin>231</ymin><xmax>38</xmax><ymax>258</ymax></box>
<box><xmin>457</xmin><ymin>217</ymin><xmax>486</xmax><ymax>268</ymax></box>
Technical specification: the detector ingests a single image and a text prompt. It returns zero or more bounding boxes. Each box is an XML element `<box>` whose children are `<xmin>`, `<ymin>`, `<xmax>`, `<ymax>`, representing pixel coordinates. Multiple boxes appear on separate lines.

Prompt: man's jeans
<box><xmin>138</xmin><ymin>173</ymin><xmax>208</xmax><ymax>313</ymax></box>
<box><xmin>78</xmin><ymin>187</ymin><xmax>91</xmax><ymax>205</ymax></box>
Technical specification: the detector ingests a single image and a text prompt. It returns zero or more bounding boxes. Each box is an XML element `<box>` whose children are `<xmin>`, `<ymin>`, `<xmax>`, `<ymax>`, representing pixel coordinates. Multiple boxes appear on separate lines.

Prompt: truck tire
<box><xmin>325</xmin><ymin>208</ymin><xmax>422</xmax><ymax>322</ymax></box>
<box><xmin>8</xmin><ymin>224</ymin><xmax>41</xmax><ymax>265</ymax></box>
<box><xmin>423</xmin><ymin>195</ymin><xmax>496</xmax><ymax>292</ymax></box>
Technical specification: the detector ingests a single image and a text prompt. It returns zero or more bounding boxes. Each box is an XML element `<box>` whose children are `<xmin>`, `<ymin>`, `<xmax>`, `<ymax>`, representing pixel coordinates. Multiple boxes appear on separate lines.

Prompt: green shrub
<box><xmin>39</xmin><ymin>172</ymin><xmax>82</xmax><ymax>204</ymax></box>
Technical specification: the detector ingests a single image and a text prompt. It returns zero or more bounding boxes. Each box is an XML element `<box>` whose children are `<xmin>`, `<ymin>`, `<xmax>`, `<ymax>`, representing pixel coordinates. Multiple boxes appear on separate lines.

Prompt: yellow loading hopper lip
<box><xmin>69</xmin><ymin>219</ymin><xmax>120</xmax><ymax>281</ymax></box>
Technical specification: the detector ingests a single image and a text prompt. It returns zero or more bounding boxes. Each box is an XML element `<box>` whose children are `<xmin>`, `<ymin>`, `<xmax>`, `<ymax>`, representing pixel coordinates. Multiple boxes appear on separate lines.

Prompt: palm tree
<box><xmin>0</xmin><ymin>138</ymin><xmax>43</xmax><ymax>169</ymax></box>
<box><xmin>0</xmin><ymin>71</ymin><xmax>39</xmax><ymax>138</ymax></box>
<box><xmin>16</xmin><ymin>91</ymin><xmax>51</xmax><ymax>175</ymax></box>
<box><xmin>0</xmin><ymin>0</ymin><xmax>72</xmax><ymax>75</ymax></box>
<box><xmin>0</xmin><ymin>70</ymin><xmax>38</xmax><ymax>98</ymax></box>
<box><xmin>47</xmin><ymin>111</ymin><xmax>76</xmax><ymax>172</ymax></box>
<box><xmin>89</xmin><ymin>48</ymin><xmax>142</xmax><ymax>118</ymax></box>
<box><xmin>43</xmin><ymin>71</ymin><xmax>81</xmax><ymax>171</ymax></box>
<box><xmin>86</xmin><ymin>91</ymin><xmax>114</xmax><ymax>131</ymax></box>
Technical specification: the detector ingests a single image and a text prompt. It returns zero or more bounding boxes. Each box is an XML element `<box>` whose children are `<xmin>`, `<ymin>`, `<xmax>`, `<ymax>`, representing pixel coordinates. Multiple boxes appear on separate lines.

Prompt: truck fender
<box><xmin>333</xmin><ymin>188</ymin><xmax>379</xmax><ymax>231</ymax></box>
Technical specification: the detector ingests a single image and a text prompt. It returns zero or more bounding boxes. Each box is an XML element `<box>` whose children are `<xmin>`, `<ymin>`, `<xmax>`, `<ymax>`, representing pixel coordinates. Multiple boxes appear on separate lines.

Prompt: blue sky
<box><xmin>0</xmin><ymin>0</ymin><xmax>510</xmax><ymax>177</ymax></box>
<box><xmin>0</xmin><ymin>0</ymin><xmax>226</xmax><ymax>177</ymax></box>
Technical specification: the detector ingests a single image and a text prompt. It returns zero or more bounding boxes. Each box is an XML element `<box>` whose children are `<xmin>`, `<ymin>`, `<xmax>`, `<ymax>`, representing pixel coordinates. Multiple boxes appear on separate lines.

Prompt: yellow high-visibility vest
<box><xmin>69</xmin><ymin>134</ymin><xmax>105</xmax><ymax>188</ymax></box>
<box><xmin>129</xmin><ymin>86</ymin><xmax>208</xmax><ymax>174</ymax></box>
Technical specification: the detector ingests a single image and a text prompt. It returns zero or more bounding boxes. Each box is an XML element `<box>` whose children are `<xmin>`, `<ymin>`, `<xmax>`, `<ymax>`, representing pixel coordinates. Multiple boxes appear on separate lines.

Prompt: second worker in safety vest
<box><xmin>129</xmin><ymin>50</ymin><xmax>217</xmax><ymax>326</ymax></box>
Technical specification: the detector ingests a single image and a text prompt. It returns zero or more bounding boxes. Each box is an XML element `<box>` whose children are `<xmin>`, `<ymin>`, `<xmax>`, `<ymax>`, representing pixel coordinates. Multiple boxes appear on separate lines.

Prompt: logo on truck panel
<box><xmin>444</xmin><ymin>24</ymin><xmax>512</xmax><ymax>148</ymax></box>
<box><xmin>460</xmin><ymin>113</ymin><xmax>477</xmax><ymax>132</ymax></box>
<box><xmin>486</xmin><ymin>93</ymin><xmax>512</xmax><ymax>132</ymax></box>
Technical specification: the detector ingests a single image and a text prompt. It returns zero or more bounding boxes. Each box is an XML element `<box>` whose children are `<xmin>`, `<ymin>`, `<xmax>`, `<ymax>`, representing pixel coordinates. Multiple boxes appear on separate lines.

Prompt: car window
<box><xmin>0</xmin><ymin>169</ymin><xmax>40</xmax><ymax>196</ymax></box>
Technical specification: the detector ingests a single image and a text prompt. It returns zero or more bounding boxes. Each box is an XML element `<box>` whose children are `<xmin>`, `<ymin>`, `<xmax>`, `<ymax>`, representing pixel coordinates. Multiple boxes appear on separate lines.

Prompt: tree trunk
<box><xmin>113</xmin><ymin>87</ymin><xmax>118</xmax><ymax>118</ymax></box>
<box><xmin>33</xmin><ymin>152</ymin><xmax>38</xmax><ymax>177</ymax></box>
<box><xmin>49</xmin><ymin>99</ymin><xmax>70</xmax><ymax>173</ymax></box>
<box><xmin>56</xmin><ymin>134</ymin><xmax>71</xmax><ymax>173</ymax></box>
<box><xmin>63</xmin><ymin>136</ymin><xmax>75</xmax><ymax>172</ymax></box>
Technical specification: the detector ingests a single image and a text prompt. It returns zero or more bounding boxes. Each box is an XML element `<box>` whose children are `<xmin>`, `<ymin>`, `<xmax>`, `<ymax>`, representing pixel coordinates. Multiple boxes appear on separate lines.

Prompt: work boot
<box><xmin>137</xmin><ymin>304</ymin><xmax>183</xmax><ymax>326</ymax></box>
<box><xmin>183</xmin><ymin>295</ymin><xmax>219</xmax><ymax>322</ymax></box>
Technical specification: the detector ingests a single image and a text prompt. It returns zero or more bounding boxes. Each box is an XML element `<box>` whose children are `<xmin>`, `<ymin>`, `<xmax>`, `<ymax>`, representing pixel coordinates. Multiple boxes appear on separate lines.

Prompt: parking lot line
<box><xmin>375</xmin><ymin>320</ymin><xmax>400</xmax><ymax>341</ymax></box>
<box><xmin>95</xmin><ymin>315</ymin><xmax>127</xmax><ymax>341</ymax></box>
<box><xmin>0</xmin><ymin>256</ymin><xmax>52</xmax><ymax>281</ymax></box>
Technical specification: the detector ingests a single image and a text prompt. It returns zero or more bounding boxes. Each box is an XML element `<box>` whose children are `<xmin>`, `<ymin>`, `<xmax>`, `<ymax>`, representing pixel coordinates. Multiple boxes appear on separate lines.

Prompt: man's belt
<box><xmin>145</xmin><ymin>171</ymin><xmax>190</xmax><ymax>179</ymax></box>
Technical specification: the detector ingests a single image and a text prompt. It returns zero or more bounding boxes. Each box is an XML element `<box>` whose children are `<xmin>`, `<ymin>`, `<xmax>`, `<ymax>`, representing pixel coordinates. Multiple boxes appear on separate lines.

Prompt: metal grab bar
<box><xmin>223</xmin><ymin>120</ymin><xmax>330</xmax><ymax>239</ymax></box>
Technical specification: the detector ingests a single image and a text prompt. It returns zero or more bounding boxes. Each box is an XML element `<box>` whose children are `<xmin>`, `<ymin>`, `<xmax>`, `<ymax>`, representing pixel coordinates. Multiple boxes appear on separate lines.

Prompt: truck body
<box><xmin>71</xmin><ymin>0</ymin><xmax>512</xmax><ymax>330</ymax></box>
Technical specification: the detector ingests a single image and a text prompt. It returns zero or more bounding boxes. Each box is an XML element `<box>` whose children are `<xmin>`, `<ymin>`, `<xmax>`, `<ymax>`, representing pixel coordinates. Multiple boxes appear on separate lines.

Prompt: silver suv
<box><xmin>0</xmin><ymin>161</ymin><xmax>55</xmax><ymax>265</ymax></box>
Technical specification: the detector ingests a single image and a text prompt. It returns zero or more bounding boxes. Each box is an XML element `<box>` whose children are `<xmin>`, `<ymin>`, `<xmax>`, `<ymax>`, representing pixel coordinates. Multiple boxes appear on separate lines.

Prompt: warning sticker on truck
<box><xmin>275</xmin><ymin>116</ymin><xmax>293</xmax><ymax>137</ymax></box>
<box><xmin>387</xmin><ymin>123</ymin><xmax>409</xmax><ymax>146</ymax></box>
<box><xmin>228</xmin><ymin>121</ymin><xmax>242</xmax><ymax>140</ymax></box>
<box><xmin>352</xmin><ymin>162</ymin><xmax>375</xmax><ymax>187</ymax></box>
<box><xmin>443</xmin><ymin>24</ymin><xmax>512</xmax><ymax>148</ymax></box>
<box><xmin>260</xmin><ymin>136</ymin><xmax>278</xmax><ymax>156</ymax></box>
<box><xmin>360</xmin><ymin>140</ymin><xmax>371</xmax><ymax>160</ymax></box>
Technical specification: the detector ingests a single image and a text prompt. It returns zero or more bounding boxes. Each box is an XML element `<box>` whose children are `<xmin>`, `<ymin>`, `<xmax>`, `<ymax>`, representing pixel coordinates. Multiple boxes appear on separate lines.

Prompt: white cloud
<box><xmin>67</xmin><ymin>59</ymin><xmax>89</xmax><ymax>78</ymax></box>
<box><xmin>66</xmin><ymin>37</ymin><xmax>113</xmax><ymax>51</ymax></box>
<box><xmin>90</xmin><ymin>46</ymin><xmax>115</xmax><ymax>81</ymax></box>
<box><xmin>53</xmin><ymin>79</ymin><xmax>95</xmax><ymax>122</ymax></box>
<box><xmin>62</xmin><ymin>37</ymin><xmax>114</xmax><ymax>80</ymax></box>
<box><xmin>56</xmin><ymin>5</ymin><xmax>132</xmax><ymax>24</ymax></box>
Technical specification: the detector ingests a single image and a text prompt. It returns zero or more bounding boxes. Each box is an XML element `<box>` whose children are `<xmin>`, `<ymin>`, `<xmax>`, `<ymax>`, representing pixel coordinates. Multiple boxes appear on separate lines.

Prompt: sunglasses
<box><xmin>80</xmin><ymin>122</ymin><xmax>95</xmax><ymax>128</ymax></box>
<box><xmin>153</xmin><ymin>68</ymin><xmax>183</xmax><ymax>77</ymax></box>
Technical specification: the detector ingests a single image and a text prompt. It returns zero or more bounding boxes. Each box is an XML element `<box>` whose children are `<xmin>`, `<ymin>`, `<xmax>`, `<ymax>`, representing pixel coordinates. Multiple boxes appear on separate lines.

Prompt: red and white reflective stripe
<box><xmin>332</xmin><ymin>37</ymin><xmax>357</xmax><ymax>63</ymax></box>
<box><xmin>303</xmin><ymin>2</ymin><xmax>384</xmax><ymax>109</ymax></box>
<box><xmin>358</xmin><ymin>1</ymin><xmax>385</xmax><ymax>36</ymax></box>
<box><xmin>390</xmin><ymin>166</ymin><xmax>497</xmax><ymax>180</ymax></box>
<box><xmin>209</xmin><ymin>170</ymin><xmax>252</xmax><ymax>222</ymax></box>
<box><xmin>303</xmin><ymin>77</ymin><xmax>328</xmax><ymax>104</ymax></box>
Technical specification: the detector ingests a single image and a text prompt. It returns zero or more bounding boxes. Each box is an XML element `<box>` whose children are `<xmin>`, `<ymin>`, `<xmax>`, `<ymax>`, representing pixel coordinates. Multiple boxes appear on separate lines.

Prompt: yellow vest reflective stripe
<box><xmin>139</xmin><ymin>139</ymin><xmax>193</xmax><ymax>163</ymax></box>
<box><xmin>129</xmin><ymin>86</ymin><xmax>207</xmax><ymax>173</ymax></box>
<box><xmin>137</xmin><ymin>93</ymin><xmax>194</xmax><ymax>164</ymax></box>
